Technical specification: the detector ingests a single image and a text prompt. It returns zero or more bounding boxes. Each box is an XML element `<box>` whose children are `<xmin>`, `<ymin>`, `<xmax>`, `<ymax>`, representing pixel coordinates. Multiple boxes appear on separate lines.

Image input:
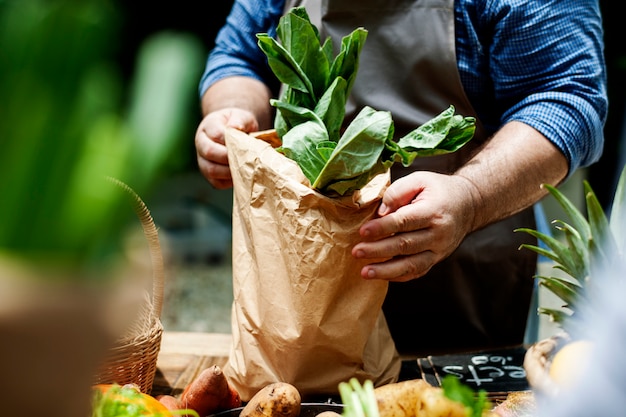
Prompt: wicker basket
<box><xmin>523</xmin><ymin>332</ymin><xmax>570</xmax><ymax>398</ymax></box>
<box><xmin>93</xmin><ymin>179</ymin><xmax>165</xmax><ymax>394</ymax></box>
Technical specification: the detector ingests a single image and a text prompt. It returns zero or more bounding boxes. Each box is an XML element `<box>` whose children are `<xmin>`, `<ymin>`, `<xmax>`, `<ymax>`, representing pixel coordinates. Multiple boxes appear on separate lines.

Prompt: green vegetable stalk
<box><xmin>338</xmin><ymin>377</ymin><xmax>491</xmax><ymax>417</ymax></box>
<box><xmin>257</xmin><ymin>7</ymin><xmax>476</xmax><ymax>196</ymax></box>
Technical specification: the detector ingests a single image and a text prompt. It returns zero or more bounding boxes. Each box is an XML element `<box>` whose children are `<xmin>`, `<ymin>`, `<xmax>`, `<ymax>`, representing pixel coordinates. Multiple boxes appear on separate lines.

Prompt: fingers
<box><xmin>195</xmin><ymin>121</ymin><xmax>232</xmax><ymax>189</ymax></box>
<box><xmin>377</xmin><ymin>174</ymin><xmax>425</xmax><ymax>216</ymax></box>
<box><xmin>194</xmin><ymin>108</ymin><xmax>259</xmax><ymax>189</ymax></box>
<box><xmin>354</xmin><ymin>171</ymin><xmax>473</xmax><ymax>282</ymax></box>
<box><xmin>353</xmin><ymin>226</ymin><xmax>443</xmax><ymax>282</ymax></box>
<box><xmin>359</xmin><ymin>251</ymin><xmax>439</xmax><ymax>282</ymax></box>
<box><xmin>224</xmin><ymin>109</ymin><xmax>260</xmax><ymax>133</ymax></box>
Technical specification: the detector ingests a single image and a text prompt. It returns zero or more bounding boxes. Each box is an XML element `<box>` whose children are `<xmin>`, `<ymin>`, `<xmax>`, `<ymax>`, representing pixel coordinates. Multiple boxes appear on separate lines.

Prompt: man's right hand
<box><xmin>195</xmin><ymin>107</ymin><xmax>259</xmax><ymax>189</ymax></box>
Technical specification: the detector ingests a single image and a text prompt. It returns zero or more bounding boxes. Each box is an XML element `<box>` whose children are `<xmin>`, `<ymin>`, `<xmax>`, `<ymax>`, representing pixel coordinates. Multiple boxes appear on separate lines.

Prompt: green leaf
<box><xmin>257</xmin><ymin>33</ymin><xmax>314</xmax><ymax>97</ymax></box>
<box><xmin>543</xmin><ymin>183</ymin><xmax>592</xmax><ymax>243</ymax></box>
<box><xmin>552</xmin><ymin>221</ymin><xmax>589</xmax><ymax>282</ymax></box>
<box><xmin>537</xmin><ymin>307</ymin><xmax>571</xmax><ymax>325</ymax></box>
<box><xmin>538</xmin><ymin>275</ymin><xmax>580</xmax><ymax>307</ymax></box>
<box><xmin>316</xmin><ymin>141</ymin><xmax>337</xmax><ymax>163</ymax></box>
<box><xmin>329</xmin><ymin>27</ymin><xmax>368</xmax><ymax>97</ymax></box>
<box><xmin>585</xmin><ymin>180</ymin><xmax>619</xmax><ymax>271</ymax></box>
<box><xmin>516</xmin><ymin>226</ymin><xmax>587</xmax><ymax>281</ymax></box>
<box><xmin>273</xmin><ymin>86</ymin><xmax>316</xmax><ymax>137</ymax></box>
<box><xmin>312</xmin><ymin>107</ymin><xmax>392</xmax><ymax>193</ymax></box>
<box><xmin>442</xmin><ymin>375</ymin><xmax>491</xmax><ymax>417</ymax></box>
<box><xmin>313</xmin><ymin>77</ymin><xmax>348</xmax><ymax>142</ymax></box>
<box><xmin>278</xmin><ymin>119</ymin><xmax>329</xmax><ymax>184</ymax></box>
<box><xmin>396</xmin><ymin>105</ymin><xmax>476</xmax><ymax>159</ymax></box>
<box><xmin>610</xmin><ymin>165</ymin><xmax>626</xmax><ymax>253</ymax></box>
<box><xmin>324</xmin><ymin>163</ymin><xmax>388</xmax><ymax>196</ymax></box>
<box><xmin>259</xmin><ymin>7</ymin><xmax>474</xmax><ymax>197</ymax></box>
<box><xmin>382</xmin><ymin>138</ymin><xmax>417</xmax><ymax>167</ymax></box>
<box><xmin>271</xmin><ymin>98</ymin><xmax>322</xmax><ymax>133</ymax></box>
<box><xmin>276</xmin><ymin>8</ymin><xmax>330</xmax><ymax>98</ymax></box>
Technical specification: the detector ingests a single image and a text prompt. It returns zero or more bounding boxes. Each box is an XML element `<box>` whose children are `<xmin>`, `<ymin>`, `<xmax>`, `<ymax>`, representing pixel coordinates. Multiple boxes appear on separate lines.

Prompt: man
<box><xmin>195</xmin><ymin>0</ymin><xmax>607</xmax><ymax>357</ymax></box>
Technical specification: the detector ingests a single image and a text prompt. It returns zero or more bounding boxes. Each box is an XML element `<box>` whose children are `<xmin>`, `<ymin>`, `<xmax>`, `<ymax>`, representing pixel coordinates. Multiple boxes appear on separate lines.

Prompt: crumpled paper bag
<box><xmin>222</xmin><ymin>127</ymin><xmax>401</xmax><ymax>401</ymax></box>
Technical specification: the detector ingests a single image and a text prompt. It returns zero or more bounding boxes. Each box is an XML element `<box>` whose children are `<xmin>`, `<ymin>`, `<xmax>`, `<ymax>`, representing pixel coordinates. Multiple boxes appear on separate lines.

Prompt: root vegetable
<box><xmin>156</xmin><ymin>394</ymin><xmax>182</xmax><ymax>411</ymax></box>
<box><xmin>180</xmin><ymin>365</ymin><xmax>242</xmax><ymax>416</ymax></box>
<box><xmin>239</xmin><ymin>382</ymin><xmax>301</xmax><ymax>417</ymax></box>
<box><xmin>374</xmin><ymin>379</ymin><xmax>469</xmax><ymax>417</ymax></box>
<box><xmin>315</xmin><ymin>412</ymin><xmax>343</xmax><ymax>417</ymax></box>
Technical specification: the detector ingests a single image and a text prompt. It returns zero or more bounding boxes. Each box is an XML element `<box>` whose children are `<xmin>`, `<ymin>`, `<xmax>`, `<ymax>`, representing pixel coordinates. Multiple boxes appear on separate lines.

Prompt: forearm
<box><xmin>201</xmin><ymin>76</ymin><xmax>274</xmax><ymax>130</ymax></box>
<box><xmin>455</xmin><ymin>121</ymin><xmax>568</xmax><ymax>232</ymax></box>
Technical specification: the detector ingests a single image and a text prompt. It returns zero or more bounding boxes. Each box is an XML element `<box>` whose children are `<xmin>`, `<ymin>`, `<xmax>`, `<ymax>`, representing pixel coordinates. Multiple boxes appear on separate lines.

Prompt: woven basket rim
<box><xmin>95</xmin><ymin>178</ymin><xmax>165</xmax><ymax>393</ymax></box>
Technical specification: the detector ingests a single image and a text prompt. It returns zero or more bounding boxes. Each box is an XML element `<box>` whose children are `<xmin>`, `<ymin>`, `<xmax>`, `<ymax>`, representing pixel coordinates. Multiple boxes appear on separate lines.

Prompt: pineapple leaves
<box><xmin>543</xmin><ymin>183</ymin><xmax>591</xmax><ymax>241</ymax></box>
<box><xmin>536</xmin><ymin>275</ymin><xmax>581</xmax><ymax>307</ymax></box>
<box><xmin>258</xmin><ymin>7</ymin><xmax>475</xmax><ymax>196</ymax></box>
<box><xmin>516</xmin><ymin>165</ymin><xmax>626</xmax><ymax>333</ymax></box>
<box><xmin>610</xmin><ymin>165</ymin><xmax>626</xmax><ymax>253</ymax></box>
<box><xmin>537</xmin><ymin>307</ymin><xmax>571</xmax><ymax>326</ymax></box>
<box><xmin>516</xmin><ymin>227</ymin><xmax>587</xmax><ymax>282</ymax></box>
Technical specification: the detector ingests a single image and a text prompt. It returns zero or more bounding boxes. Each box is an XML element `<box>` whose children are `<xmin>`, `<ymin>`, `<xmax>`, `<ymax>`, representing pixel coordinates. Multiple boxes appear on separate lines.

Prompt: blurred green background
<box><xmin>0</xmin><ymin>0</ymin><xmax>232</xmax><ymax>275</ymax></box>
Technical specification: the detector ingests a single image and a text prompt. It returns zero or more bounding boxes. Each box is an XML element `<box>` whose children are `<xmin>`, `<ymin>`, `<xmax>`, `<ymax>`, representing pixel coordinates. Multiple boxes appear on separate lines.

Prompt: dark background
<box><xmin>118</xmin><ymin>1</ymin><xmax>626</xmax><ymax>210</ymax></box>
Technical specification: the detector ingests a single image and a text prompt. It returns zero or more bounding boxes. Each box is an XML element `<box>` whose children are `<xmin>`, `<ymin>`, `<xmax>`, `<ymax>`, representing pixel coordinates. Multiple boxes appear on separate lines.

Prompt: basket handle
<box><xmin>107</xmin><ymin>177</ymin><xmax>164</xmax><ymax>319</ymax></box>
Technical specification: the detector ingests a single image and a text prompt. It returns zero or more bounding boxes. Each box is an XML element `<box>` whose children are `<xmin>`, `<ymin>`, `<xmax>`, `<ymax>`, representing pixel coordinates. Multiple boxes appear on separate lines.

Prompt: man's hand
<box><xmin>195</xmin><ymin>76</ymin><xmax>274</xmax><ymax>189</ymax></box>
<box><xmin>352</xmin><ymin>120</ymin><xmax>568</xmax><ymax>282</ymax></box>
<box><xmin>352</xmin><ymin>171</ymin><xmax>477</xmax><ymax>282</ymax></box>
<box><xmin>195</xmin><ymin>108</ymin><xmax>259</xmax><ymax>189</ymax></box>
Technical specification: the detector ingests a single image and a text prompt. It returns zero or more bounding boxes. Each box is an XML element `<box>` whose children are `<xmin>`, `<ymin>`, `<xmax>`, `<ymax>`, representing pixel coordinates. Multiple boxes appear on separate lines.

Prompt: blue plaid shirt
<box><xmin>200</xmin><ymin>0</ymin><xmax>607</xmax><ymax>176</ymax></box>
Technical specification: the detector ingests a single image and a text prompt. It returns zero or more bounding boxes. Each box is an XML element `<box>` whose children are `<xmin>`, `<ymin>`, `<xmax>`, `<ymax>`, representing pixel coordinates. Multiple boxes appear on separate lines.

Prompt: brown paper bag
<box><xmin>222</xmin><ymin>127</ymin><xmax>401</xmax><ymax>401</ymax></box>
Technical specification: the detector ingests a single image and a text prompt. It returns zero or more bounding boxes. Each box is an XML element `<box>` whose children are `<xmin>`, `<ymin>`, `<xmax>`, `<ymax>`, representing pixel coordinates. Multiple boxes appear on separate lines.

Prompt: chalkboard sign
<box><xmin>404</xmin><ymin>345</ymin><xmax>529</xmax><ymax>401</ymax></box>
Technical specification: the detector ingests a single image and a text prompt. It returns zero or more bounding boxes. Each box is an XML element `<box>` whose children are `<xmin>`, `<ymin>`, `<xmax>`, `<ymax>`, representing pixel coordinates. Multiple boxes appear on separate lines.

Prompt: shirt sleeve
<box><xmin>484</xmin><ymin>0</ymin><xmax>608</xmax><ymax>176</ymax></box>
<box><xmin>198</xmin><ymin>0</ymin><xmax>286</xmax><ymax>98</ymax></box>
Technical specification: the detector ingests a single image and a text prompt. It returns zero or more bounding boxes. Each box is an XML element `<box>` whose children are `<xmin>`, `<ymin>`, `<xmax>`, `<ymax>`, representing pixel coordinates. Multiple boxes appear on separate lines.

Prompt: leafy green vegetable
<box><xmin>258</xmin><ymin>7</ymin><xmax>365</xmax><ymax>140</ymax></box>
<box><xmin>91</xmin><ymin>384</ymin><xmax>200</xmax><ymax>417</ymax></box>
<box><xmin>441</xmin><ymin>375</ymin><xmax>491</xmax><ymax>417</ymax></box>
<box><xmin>258</xmin><ymin>7</ymin><xmax>475</xmax><ymax>196</ymax></box>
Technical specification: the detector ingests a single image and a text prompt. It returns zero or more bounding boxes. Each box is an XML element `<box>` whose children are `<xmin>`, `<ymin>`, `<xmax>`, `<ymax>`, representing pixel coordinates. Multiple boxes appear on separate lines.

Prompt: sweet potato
<box><xmin>180</xmin><ymin>365</ymin><xmax>242</xmax><ymax>416</ymax></box>
<box><xmin>156</xmin><ymin>394</ymin><xmax>182</xmax><ymax>411</ymax></box>
<box><xmin>374</xmin><ymin>379</ymin><xmax>468</xmax><ymax>417</ymax></box>
<box><xmin>239</xmin><ymin>382</ymin><xmax>301</xmax><ymax>417</ymax></box>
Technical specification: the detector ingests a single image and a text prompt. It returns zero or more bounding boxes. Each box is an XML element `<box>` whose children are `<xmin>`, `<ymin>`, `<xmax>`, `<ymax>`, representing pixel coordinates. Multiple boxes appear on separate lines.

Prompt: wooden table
<box><xmin>151</xmin><ymin>331</ymin><xmax>232</xmax><ymax>397</ymax></box>
<box><xmin>152</xmin><ymin>332</ymin><xmax>529</xmax><ymax>403</ymax></box>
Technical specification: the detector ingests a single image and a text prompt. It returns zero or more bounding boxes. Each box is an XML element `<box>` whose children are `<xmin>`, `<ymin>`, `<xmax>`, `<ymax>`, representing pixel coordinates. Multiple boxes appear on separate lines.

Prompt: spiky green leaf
<box><xmin>610</xmin><ymin>165</ymin><xmax>626</xmax><ymax>253</ymax></box>
<box><xmin>543</xmin><ymin>183</ymin><xmax>592</xmax><ymax>242</ymax></box>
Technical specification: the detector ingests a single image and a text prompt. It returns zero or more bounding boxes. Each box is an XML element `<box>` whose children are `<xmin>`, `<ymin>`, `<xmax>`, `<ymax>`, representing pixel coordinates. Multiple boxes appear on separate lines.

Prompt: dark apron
<box><xmin>285</xmin><ymin>0</ymin><xmax>537</xmax><ymax>358</ymax></box>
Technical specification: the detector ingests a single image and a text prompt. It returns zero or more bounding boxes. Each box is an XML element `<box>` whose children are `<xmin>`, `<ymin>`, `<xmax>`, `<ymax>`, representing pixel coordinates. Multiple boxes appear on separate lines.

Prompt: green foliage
<box><xmin>258</xmin><ymin>7</ymin><xmax>475</xmax><ymax>196</ymax></box>
<box><xmin>0</xmin><ymin>0</ymin><xmax>204</xmax><ymax>275</ymax></box>
<box><xmin>257</xmin><ymin>7</ymin><xmax>475</xmax><ymax>195</ymax></box>
<box><xmin>516</xmin><ymin>165</ymin><xmax>626</xmax><ymax>332</ymax></box>
<box><xmin>91</xmin><ymin>384</ymin><xmax>200</xmax><ymax>417</ymax></box>
<box><xmin>441</xmin><ymin>376</ymin><xmax>491</xmax><ymax>417</ymax></box>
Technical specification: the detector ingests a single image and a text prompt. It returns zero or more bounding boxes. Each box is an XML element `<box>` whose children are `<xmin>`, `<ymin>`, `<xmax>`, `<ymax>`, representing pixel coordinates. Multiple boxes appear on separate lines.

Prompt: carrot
<box><xmin>180</xmin><ymin>365</ymin><xmax>242</xmax><ymax>416</ymax></box>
